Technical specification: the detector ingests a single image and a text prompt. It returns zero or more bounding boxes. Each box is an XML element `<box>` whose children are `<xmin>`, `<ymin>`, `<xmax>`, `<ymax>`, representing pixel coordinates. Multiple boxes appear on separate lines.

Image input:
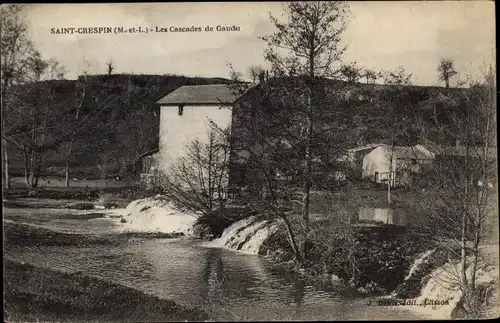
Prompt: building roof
<box><xmin>155</xmin><ymin>84</ymin><xmax>246</xmax><ymax>105</ymax></box>
<box><xmin>348</xmin><ymin>143</ymin><xmax>387</xmax><ymax>153</ymax></box>
<box><xmin>139</xmin><ymin>148</ymin><xmax>159</xmax><ymax>159</ymax></box>
<box><xmin>391</xmin><ymin>146</ymin><xmax>434</xmax><ymax>160</ymax></box>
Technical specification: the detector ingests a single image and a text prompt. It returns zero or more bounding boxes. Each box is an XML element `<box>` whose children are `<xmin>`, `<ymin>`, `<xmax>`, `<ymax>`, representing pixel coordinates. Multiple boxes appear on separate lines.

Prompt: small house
<box><xmin>362</xmin><ymin>144</ymin><xmax>435</xmax><ymax>186</ymax></box>
<box><xmin>341</xmin><ymin>143</ymin><xmax>387</xmax><ymax>177</ymax></box>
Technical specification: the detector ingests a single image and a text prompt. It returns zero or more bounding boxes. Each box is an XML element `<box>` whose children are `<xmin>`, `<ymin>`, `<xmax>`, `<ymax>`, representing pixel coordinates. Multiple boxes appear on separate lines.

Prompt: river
<box><xmin>4</xmin><ymin>206</ymin><xmax>424</xmax><ymax>321</ymax></box>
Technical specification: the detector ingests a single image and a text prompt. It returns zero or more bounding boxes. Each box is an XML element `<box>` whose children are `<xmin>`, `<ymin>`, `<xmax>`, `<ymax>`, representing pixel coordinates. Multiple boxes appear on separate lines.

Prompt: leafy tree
<box><xmin>363</xmin><ymin>68</ymin><xmax>378</xmax><ymax>84</ymax></box>
<box><xmin>339</xmin><ymin>61</ymin><xmax>362</xmax><ymax>84</ymax></box>
<box><xmin>258</xmin><ymin>1</ymin><xmax>352</xmax><ymax>260</ymax></box>
<box><xmin>437</xmin><ymin>58</ymin><xmax>458</xmax><ymax>88</ymax></box>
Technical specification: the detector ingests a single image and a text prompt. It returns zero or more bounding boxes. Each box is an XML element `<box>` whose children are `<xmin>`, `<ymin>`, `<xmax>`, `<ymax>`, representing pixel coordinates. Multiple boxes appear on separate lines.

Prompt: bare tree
<box><xmin>62</xmin><ymin>72</ymin><xmax>122</xmax><ymax>187</ymax></box>
<box><xmin>1</xmin><ymin>4</ymin><xmax>33</xmax><ymax>188</ymax></box>
<box><xmin>1</xmin><ymin>45</ymin><xmax>67</xmax><ymax>189</ymax></box>
<box><xmin>408</xmin><ymin>66</ymin><xmax>496</xmax><ymax>318</ymax></box>
<box><xmin>437</xmin><ymin>58</ymin><xmax>458</xmax><ymax>88</ymax></box>
<box><xmin>260</xmin><ymin>1</ymin><xmax>351</xmax><ymax>260</ymax></box>
<box><xmin>106</xmin><ymin>59</ymin><xmax>114</xmax><ymax>76</ymax></box>
<box><xmin>159</xmin><ymin>122</ymin><xmax>231</xmax><ymax>219</ymax></box>
<box><xmin>64</xmin><ymin>71</ymin><xmax>86</xmax><ymax>187</ymax></box>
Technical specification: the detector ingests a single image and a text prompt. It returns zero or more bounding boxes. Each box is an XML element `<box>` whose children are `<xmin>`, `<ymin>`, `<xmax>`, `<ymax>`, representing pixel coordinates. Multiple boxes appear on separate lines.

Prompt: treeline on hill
<box><xmin>332</xmin><ymin>81</ymin><xmax>462</xmax><ymax>146</ymax></box>
<box><xmin>4</xmin><ymin>72</ymin><xmax>462</xmax><ymax>184</ymax></box>
<box><xmin>6</xmin><ymin>74</ymin><xmax>233</xmax><ymax>180</ymax></box>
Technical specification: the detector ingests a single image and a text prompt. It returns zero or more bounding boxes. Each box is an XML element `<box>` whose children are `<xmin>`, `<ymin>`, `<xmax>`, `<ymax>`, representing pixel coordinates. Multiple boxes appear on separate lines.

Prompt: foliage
<box><xmin>339</xmin><ymin>61</ymin><xmax>363</xmax><ymax>84</ymax></box>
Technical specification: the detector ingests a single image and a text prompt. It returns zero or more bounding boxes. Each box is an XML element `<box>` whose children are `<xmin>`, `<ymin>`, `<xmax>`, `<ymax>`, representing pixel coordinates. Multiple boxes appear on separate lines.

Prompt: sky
<box><xmin>24</xmin><ymin>1</ymin><xmax>495</xmax><ymax>86</ymax></box>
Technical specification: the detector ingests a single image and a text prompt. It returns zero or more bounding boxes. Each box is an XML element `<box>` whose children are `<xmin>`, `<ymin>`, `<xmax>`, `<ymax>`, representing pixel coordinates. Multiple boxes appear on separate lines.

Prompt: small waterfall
<box><xmin>394</xmin><ymin>252</ymin><xmax>499</xmax><ymax>320</ymax></box>
<box><xmin>393</xmin><ymin>247</ymin><xmax>449</xmax><ymax>299</ymax></box>
<box><xmin>404</xmin><ymin>248</ymin><xmax>437</xmax><ymax>280</ymax></box>
<box><xmin>410</xmin><ymin>261</ymin><xmax>464</xmax><ymax>319</ymax></box>
<box><xmin>120</xmin><ymin>197</ymin><xmax>197</xmax><ymax>235</ymax></box>
<box><xmin>207</xmin><ymin>216</ymin><xmax>279</xmax><ymax>255</ymax></box>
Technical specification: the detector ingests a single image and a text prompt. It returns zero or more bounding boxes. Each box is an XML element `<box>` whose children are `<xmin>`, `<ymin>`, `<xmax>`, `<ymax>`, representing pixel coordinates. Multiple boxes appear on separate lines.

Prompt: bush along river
<box><xmin>4</xmin><ymin>197</ymin><xmax>498</xmax><ymax>321</ymax></box>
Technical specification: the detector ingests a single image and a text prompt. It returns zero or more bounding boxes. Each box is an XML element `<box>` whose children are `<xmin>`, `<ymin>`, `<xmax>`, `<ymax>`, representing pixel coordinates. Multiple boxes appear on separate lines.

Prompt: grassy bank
<box><xmin>4</xmin><ymin>259</ymin><xmax>209</xmax><ymax>322</ymax></box>
<box><xmin>2</xmin><ymin>185</ymin><xmax>152</xmax><ymax>203</ymax></box>
<box><xmin>3</xmin><ymin>221</ymin><xmax>184</xmax><ymax>249</ymax></box>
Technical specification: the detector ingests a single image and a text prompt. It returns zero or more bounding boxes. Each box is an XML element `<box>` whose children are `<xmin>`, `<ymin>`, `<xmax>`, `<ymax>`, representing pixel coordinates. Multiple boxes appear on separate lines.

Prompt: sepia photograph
<box><xmin>1</xmin><ymin>1</ymin><xmax>498</xmax><ymax>321</ymax></box>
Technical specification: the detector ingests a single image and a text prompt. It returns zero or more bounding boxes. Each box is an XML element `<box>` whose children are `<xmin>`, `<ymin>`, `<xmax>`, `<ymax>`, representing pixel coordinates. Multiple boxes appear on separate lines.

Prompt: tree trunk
<box><xmin>301</xmin><ymin>88</ymin><xmax>313</xmax><ymax>260</ymax></box>
<box><xmin>461</xmin><ymin>176</ymin><xmax>469</xmax><ymax>287</ymax></box>
<box><xmin>65</xmin><ymin>75</ymin><xmax>86</xmax><ymax>188</ymax></box>
<box><xmin>29</xmin><ymin>150</ymin><xmax>36</xmax><ymax>188</ymax></box>
<box><xmin>470</xmin><ymin>218</ymin><xmax>480</xmax><ymax>292</ymax></box>
<box><xmin>34</xmin><ymin>103</ymin><xmax>50</xmax><ymax>188</ymax></box>
<box><xmin>65</xmin><ymin>159</ymin><xmax>71</xmax><ymax>188</ymax></box>
<box><xmin>388</xmin><ymin>146</ymin><xmax>394</xmax><ymax>204</ymax></box>
<box><xmin>65</xmin><ymin>128</ymin><xmax>77</xmax><ymax>187</ymax></box>
<box><xmin>280</xmin><ymin>213</ymin><xmax>302</xmax><ymax>262</ymax></box>
<box><xmin>23</xmin><ymin>150</ymin><xmax>29</xmax><ymax>187</ymax></box>
<box><xmin>3</xmin><ymin>138</ymin><xmax>10</xmax><ymax>189</ymax></box>
<box><xmin>461</xmin><ymin>209</ymin><xmax>468</xmax><ymax>286</ymax></box>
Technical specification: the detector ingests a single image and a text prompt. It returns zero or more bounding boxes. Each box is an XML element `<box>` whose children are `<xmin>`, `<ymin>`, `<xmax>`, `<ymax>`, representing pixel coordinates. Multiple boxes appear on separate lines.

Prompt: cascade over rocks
<box><xmin>205</xmin><ymin>216</ymin><xmax>280</xmax><ymax>255</ymax></box>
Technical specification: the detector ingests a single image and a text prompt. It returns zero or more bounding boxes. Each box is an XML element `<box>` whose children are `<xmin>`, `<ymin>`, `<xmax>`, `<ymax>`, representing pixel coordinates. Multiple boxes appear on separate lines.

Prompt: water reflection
<box><xmin>358</xmin><ymin>207</ymin><xmax>410</xmax><ymax>226</ymax></box>
<box><xmin>290</xmin><ymin>277</ymin><xmax>306</xmax><ymax>307</ymax></box>
<box><xmin>201</xmin><ymin>248</ymin><xmax>226</xmax><ymax>307</ymax></box>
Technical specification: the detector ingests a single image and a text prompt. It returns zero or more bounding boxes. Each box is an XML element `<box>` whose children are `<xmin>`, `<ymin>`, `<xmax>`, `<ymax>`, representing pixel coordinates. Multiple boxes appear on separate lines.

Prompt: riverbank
<box><xmin>4</xmin><ymin>259</ymin><xmax>209</xmax><ymax>322</ymax></box>
<box><xmin>259</xmin><ymin>221</ymin><xmax>436</xmax><ymax>294</ymax></box>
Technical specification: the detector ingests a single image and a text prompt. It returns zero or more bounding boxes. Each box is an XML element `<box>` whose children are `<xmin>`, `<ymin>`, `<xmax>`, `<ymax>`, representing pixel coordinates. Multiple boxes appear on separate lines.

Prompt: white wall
<box><xmin>158</xmin><ymin>104</ymin><xmax>233</xmax><ymax>175</ymax></box>
<box><xmin>362</xmin><ymin>146</ymin><xmax>396</xmax><ymax>184</ymax></box>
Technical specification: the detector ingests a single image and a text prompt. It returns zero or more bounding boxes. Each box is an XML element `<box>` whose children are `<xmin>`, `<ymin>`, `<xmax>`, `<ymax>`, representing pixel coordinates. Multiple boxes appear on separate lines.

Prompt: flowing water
<box><xmin>4</xmin><ymin>206</ymin><xmax>425</xmax><ymax>321</ymax></box>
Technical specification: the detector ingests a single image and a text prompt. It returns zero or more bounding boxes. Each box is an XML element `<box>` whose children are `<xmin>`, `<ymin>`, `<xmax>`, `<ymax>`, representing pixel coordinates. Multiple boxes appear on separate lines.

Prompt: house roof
<box><xmin>155</xmin><ymin>84</ymin><xmax>247</xmax><ymax>105</ymax></box>
<box><xmin>391</xmin><ymin>146</ymin><xmax>434</xmax><ymax>160</ymax></box>
<box><xmin>348</xmin><ymin>143</ymin><xmax>386</xmax><ymax>153</ymax></box>
<box><xmin>139</xmin><ymin>148</ymin><xmax>159</xmax><ymax>159</ymax></box>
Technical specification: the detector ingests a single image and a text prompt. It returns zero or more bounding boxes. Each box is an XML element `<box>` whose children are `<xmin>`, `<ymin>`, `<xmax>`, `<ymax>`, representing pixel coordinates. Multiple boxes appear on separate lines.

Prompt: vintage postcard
<box><xmin>2</xmin><ymin>1</ymin><xmax>498</xmax><ymax>322</ymax></box>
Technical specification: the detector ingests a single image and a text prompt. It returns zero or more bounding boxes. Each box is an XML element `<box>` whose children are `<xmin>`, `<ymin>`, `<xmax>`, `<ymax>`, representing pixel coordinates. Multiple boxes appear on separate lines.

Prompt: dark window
<box><xmin>178</xmin><ymin>104</ymin><xmax>184</xmax><ymax>116</ymax></box>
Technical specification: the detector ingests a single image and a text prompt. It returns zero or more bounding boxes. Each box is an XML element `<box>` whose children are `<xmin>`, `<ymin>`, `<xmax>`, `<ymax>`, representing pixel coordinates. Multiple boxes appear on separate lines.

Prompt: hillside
<box><xmin>4</xmin><ymin>74</ymin><xmax>466</xmax><ymax>183</ymax></box>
